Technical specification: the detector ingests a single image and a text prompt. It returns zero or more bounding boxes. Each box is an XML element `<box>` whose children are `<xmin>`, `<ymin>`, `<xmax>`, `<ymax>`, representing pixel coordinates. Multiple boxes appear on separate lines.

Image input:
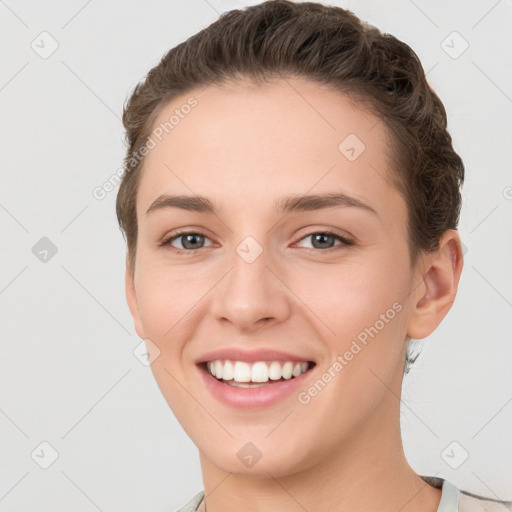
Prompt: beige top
<box><xmin>175</xmin><ymin>476</ymin><xmax>512</xmax><ymax>512</ymax></box>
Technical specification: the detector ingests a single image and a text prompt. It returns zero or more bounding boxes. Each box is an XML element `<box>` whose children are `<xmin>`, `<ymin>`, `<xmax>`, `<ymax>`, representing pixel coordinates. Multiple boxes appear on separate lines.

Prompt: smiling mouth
<box><xmin>198</xmin><ymin>360</ymin><xmax>317</xmax><ymax>387</ymax></box>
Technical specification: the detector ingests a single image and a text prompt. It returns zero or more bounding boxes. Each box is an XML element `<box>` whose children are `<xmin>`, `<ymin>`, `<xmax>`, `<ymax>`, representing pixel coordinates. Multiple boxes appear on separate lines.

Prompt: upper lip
<box><xmin>195</xmin><ymin>347</ymin><xmax>316</xmax><ymax>364</ymax></box>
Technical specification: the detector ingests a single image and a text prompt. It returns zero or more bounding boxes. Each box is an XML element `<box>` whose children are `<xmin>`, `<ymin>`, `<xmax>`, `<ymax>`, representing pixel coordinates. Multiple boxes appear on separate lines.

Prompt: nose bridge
<box><xmin>211</xmin><ymin>234</ymin><xmax>290</xmax><ymax>330</ymax></box>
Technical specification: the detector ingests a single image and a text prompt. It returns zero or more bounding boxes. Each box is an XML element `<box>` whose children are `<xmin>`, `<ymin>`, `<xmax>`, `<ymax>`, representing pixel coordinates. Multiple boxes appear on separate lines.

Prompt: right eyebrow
<box><xmin>146</xmin><ymin>194</ymin><xmax>218</xmax><ymax>215</ymax></box>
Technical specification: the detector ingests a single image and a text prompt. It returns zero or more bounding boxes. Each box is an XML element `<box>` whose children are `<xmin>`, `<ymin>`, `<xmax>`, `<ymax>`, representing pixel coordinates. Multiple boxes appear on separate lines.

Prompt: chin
<box><xmin>200</xmin><ymin>440</ymin><xmax>317</xmax><ymax>479</ymax></box>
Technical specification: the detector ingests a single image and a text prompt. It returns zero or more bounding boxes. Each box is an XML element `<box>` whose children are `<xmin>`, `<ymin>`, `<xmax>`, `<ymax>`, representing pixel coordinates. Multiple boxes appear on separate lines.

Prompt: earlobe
<box><xmin>125</xmin><ymin>263</ymin><xmax>145</xmax><ymax>339</ymax></box>
<box><xmin>407</xmin><ymin>230</ymin><xmax>464</xmax><ymax>340</ymax></box>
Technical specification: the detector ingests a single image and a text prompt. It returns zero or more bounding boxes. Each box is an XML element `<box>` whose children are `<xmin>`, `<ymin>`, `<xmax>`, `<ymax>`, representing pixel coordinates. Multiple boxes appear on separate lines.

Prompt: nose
<box><xmin>210</xmin><ymin>245</ymin><xmax>291</xmax><ymax>333</ymax></box>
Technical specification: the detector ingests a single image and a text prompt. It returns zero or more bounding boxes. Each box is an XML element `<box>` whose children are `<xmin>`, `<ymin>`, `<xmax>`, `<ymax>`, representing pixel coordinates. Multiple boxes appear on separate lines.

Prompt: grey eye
<box><xmin>309</xmin><ymin>233</ymin><xmax>337</xmax><ymax>249</ymax></box>
<box><xmin>177</xmin><ymin>233</ymin><xmax>206</xmax><ymax>249</ymax></box>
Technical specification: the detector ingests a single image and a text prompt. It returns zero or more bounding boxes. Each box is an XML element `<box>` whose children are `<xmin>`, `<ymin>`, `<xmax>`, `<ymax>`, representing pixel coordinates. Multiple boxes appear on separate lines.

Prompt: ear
<box><xmin>407</xmin><ymin>230</ymin><xmax>464</xmax><ymax>340</ymax></box>
<box><xmin>125</xmin><ymin>261</ymin><xmax>146</xmax><ymax>339</ymax></box>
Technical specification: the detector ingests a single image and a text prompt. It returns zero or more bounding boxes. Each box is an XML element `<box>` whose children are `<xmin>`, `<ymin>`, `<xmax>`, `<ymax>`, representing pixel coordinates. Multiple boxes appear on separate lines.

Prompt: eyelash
<box><xmin>160</xmin><ymin>230</ymin><xmax>354</xmax><ymax>255</ymax></box>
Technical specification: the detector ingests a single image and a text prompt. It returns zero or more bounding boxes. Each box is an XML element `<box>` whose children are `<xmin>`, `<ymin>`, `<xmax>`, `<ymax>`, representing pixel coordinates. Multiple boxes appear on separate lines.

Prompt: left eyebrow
<box><xmin>145</xmin><ymin>192</ymin><xmax>378</xmax><ymax>217</ymax></box>
<box><xmin>275</xmin><ymin>192</ymin><xmax>378</xmax><ymax>217</ymax></box>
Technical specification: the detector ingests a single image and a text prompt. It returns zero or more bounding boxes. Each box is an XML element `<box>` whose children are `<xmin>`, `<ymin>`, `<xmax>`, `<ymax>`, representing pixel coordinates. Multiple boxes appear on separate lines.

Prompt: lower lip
<box><xmin>197</xmin><ymin>363</ymin><xmax>315</xmax><ymax>409</ymax></box>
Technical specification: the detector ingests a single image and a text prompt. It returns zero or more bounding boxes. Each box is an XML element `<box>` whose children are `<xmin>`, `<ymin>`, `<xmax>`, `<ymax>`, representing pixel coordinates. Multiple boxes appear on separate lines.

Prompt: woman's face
<box><xmin>126</xmin><ymin>77</ymin><xmax>432</xmax><ymax>476</ymax></box>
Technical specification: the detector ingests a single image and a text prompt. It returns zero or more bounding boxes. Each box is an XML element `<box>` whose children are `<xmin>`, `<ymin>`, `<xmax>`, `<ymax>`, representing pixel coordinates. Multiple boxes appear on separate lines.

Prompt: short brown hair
<box><xmin>117</xmin><ymin>1</ymin><xmax>464</xmax><ymax>373</ymax></box>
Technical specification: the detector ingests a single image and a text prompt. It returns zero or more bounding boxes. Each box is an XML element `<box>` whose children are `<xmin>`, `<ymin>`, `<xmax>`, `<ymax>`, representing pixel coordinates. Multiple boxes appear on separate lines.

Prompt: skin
<box><xmin>125</xmin><ymin>77</ymin><xmax>464</xmax><ymax>512</ymax></box>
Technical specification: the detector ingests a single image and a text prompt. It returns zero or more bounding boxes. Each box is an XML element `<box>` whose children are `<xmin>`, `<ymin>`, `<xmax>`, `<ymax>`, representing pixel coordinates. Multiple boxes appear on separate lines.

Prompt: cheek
<box><xmin>334</xmin><ymin>259</ymin><xmax>411</xmax><ymax>379</ymax></box>
<box><xmin>292</xmin><ymin>256</ymin><xmax>408</xmax><ymax>342</ymax></box>
<box><xmin>134</xmin><ymin>261</ymin><xmax>220</xmax><ymax>354</ymax></box>
<box><xmin>135</xmin><ymin>268</ymin><xmax>186</xmax><ymax>338</ymax></box>
<box><xmin>133</xmin><ymin>266</ymin><xmax>211</xmax><ymax>413</ymax></box>
<box><xmin>298</xmin><ymin>263</ymin><xmax>409</xmax><ymax>428</ymax></box>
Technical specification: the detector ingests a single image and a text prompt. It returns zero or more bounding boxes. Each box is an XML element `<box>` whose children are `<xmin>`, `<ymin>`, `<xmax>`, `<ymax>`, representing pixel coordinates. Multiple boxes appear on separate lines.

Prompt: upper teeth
<box><xmin>206</xmin><ymin>360</ymin><xmax>310</xmax><ymax>383</ymax></box>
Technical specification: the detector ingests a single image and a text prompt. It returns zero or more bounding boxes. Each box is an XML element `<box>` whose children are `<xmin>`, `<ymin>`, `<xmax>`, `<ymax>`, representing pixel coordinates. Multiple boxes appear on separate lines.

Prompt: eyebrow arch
<box><xmin>145</xmin><ymin>192</ymin><xmax>378</xmax><ymax>216</ymax></box>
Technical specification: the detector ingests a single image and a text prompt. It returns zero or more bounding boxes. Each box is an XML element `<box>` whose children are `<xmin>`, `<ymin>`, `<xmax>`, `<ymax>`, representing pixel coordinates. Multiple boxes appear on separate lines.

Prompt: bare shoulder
<box><xmin>460</xmin><ymin>491</ymin><xmax>512</xmax><ymax>512</ymax></box>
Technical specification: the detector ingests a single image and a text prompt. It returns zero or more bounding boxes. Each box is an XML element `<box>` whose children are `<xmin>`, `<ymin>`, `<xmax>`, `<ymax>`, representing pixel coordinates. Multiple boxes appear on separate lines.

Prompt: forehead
<box><xmin>136</xmin><ymin>77</ymin><xmax>404</xmax><ymax>222</ymax></box>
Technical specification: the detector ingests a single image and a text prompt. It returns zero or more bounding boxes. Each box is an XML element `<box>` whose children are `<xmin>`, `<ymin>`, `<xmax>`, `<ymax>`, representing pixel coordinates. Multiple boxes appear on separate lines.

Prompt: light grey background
<box><xmin>1</xmin><ymin>0</ymin><xmax>511</xmax><ymax>510</ymax></box>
